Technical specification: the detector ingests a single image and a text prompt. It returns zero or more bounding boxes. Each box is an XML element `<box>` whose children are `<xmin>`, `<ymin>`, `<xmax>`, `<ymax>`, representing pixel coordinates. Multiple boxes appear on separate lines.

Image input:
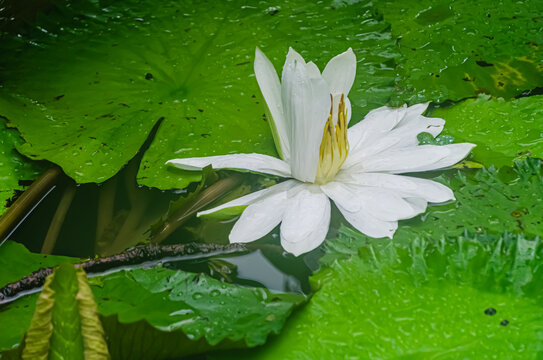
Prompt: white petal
<box><xmin>282</xmin><ymin>47</ymin><xmax>306</xmax><ymax>84</ymax></box>
<box><xmin>198</xmin><ymin>180</ymin><xmax>299</xmax><ymax>217</ymax></box>
<box><xmin>282</xmin><ymin>58</ymin><xmax>331</xmax><ymax>182</ymax></box>
<box><xmin>166</xmin><ymin>153</ymin><xmax>291</xmax><ymax>177</ymax></box>
<box><xmin>387</xmin><ymin>117</ymin><xmax>444</xmax><ymax>149</ymax></box>
<box><xmin>325</xmin><ymin>182</ymin><xmax>420</xmax><ymax>221</ymax></box>
<box><xmin>404</xmin><ymin>197</ymin><xmax>427</xmax><ymax>213</ymax></box>
<box><xmin>346</xmin><ymin>103</ymin><xmax>435</xmax><ymax>157</ymax></box>
<box><xmin>305</xmin><ymin>61</ymin><xmax>322</xmax><ymax>78</ymax></box>
<box><xmin>344</xmin><ymin>96</ymin><xmax>352</xmax><ymax>124</ymax></box>
<box><xmin>347</xmin><ymin>105</ymin><xmax>407</xmax><ymax>155</ymax></box>
<box><xmin>320</xmin><ymin>181</ymin><xmax>360</xmax><ymax>212</ymax></box>
<box><xmin>410</xmin><ymin>143</ymin><xmax>476</xmax><ymax>172</ymax></box>
<box><xmin>280</xmin><ymin>186</ymin><xmax>330</xmax><ymax>256</ymax></box>
<box><xmin>336</xmin><ymin>172</ymin><xmax>454</xmax><ymax>203</ymax></box>
<box><xmin>352</xmin><ymin>143</ymin><xmax>475</xmax><ymax>174</ymax></box>
<box><xmin>342</xmin><ymin>135</ymin><xmax>401</xmax><ymax>169</ymax></box>
<box><xmin>337</xmin><ymin>204</ymin><xmax>397</xmax><ymax>239</ymax></box>
<box><xmin>229</xmin><ymin>183</ymin><xmax>297</xmax><ymax>243</ymax></box>
<box><xmin>322</xmin><ymin>48</ymin><xmax>356</xmax><ymax>97</ymax></box>
<box><xmin>254</xmin><ymin>48</ymin><xmax>290</xmax><ymax>161</ymax></box>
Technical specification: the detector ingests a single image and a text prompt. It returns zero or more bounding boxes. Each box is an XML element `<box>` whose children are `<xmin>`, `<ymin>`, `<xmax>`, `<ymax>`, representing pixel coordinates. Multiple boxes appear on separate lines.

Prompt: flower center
<box><xmin>315</xmin><ymin>93</ymin><xmax>349</xmax><ymax>185</ymax></box>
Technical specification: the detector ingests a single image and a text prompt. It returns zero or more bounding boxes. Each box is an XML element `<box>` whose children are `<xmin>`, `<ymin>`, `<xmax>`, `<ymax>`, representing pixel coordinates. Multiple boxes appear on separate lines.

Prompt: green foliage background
<box><xmin>1</xmin><ymin>0</ymin><xmax>543</xmax><ymax>358</ymax></box>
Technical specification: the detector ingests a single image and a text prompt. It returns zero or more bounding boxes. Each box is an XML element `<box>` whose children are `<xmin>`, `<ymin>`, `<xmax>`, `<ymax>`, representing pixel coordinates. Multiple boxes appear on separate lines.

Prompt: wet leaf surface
<box><xmin>211</xmin><ymin>227</ymin><xmax>543</xmax><ymax>359</ymax></box>
<box><xmin>0</xmin><ymin>121</ymin><xmax>45</xmax><ymax>215</ymax></box>
<box><xmin>378</xmin><ymin>0</ymin><xmax>543</xmax><ymax>105</ymax></box>
<box><xmin>0</xmin><ymin>242</ymin><xmax>305</xmax><ymax>358</ymax></box>
<box><xmin>0</xmin><ymin>0</ymin><xmax>398</xmax><ymax>188</ymax></box>
<box><xmin>429</xmin><ymin>95</ymin><xmax>543</xmax><ymax>167</ymax></box>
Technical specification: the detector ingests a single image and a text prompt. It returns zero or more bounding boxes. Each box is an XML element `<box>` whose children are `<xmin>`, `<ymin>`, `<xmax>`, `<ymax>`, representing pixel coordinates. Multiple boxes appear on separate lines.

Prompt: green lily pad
<box><xmin>378</xmin><ymin>0</ymin><xmax>543</xmax><ymax>105</ymax></box>
<box><xmin>93</xmin><ymin>267</ymin><xmax>305</xmax><ymax>358</ymax></box>
<box><xmin>0</xmin><ymin>241</ymin><xmax>78</xmax><ymax>354</ymax></box>
<box><xmin>0</xmin><ymin>121</ymin><xmax>44</xmax><ymax>215</ymax></box>
<box><xmin>391</xmin><ymin>158</ymin><xmax>543</xmax><ymax>242</ymax></box>
<box><xmin>211</xmin><ymin>228</ymin><xmax>543</xmax><ymax>359</ymax></box>
<box><xmin>0</xmin><ymin>0</ymin><xmax>398</xmax><ymax>188</ymax></box>
<box><xmin>428</xmin><ymin>95</ymin><xmax>543</xmax><ymax>168</ymax></box>
<box><xmin>0</xmin><ymin>241</ymin><xmax>77</xmax><ymax>288</ymax></box>
<box><xmin>0</xmin><ymin>242</ymin><xmax>305</xmax><ymax>358</ymax></box>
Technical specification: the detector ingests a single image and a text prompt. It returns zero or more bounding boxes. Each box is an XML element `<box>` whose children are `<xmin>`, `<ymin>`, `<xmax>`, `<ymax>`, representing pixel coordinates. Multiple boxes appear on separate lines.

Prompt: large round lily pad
<box><xmin>0</xmin><ymin>0</ymin><xmax>398</xmax><ymax>188</ymax></box>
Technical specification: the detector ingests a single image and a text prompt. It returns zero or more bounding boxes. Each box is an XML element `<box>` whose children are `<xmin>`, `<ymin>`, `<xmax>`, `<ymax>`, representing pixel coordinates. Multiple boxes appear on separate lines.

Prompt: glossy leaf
<box><xmin>0</xmin><ymin>242</ymin><xmax>305</xmax><ymax>358</ymax></box>
<box><xmin>0</xmin><ymin>241</ymin><xmax>77</xmax><ymax>288</ymax></box>
<box><xmin>21</xmin><ymin>263</ymin><xmax>109</xmax><ymax>360</ymax></box>
<box><xmin>0</xmin><ymin>121</ymin><xmax>44</xmax><ymax>215</ymax></box>
<box><xmin>92</xmin><ymin>266</ymin><xmax>305</xmax><ymax>358</ymax></box>
<box><xmin>0</xmin><ymin>0</ymin><xmax>398</xmax><ymax>188</ymax></box>
<box><xmin>430</xmin><ymin>95</ymin><xmax>543</xmax><ymax>167</ymax></box>
<box><xmin>211</xmin><ymin>227</ymin><xmax>543</xmax><ymax>359</ymax></box>
<box><xmin>378</xmin><ymin>0</ymin><xmax>543</xmax><ymax>105</ymax></box>
<box><xmin>393</xmin><ymin>158</ymin><xmax>543</xmax><ymax>240</ymax></box>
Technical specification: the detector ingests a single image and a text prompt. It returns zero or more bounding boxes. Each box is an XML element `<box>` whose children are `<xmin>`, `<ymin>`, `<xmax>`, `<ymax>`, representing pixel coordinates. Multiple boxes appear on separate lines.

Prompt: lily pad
<box><xmin>429</xmin><ymin>95</ymin><xmax>543</xmax><ymax>168</ymax></box>
<box><xmin>0</xmin><ymin>0</ymin><xmax>398</xmax><ymax>189</ymax></box>
<box><xmin>0</xmin><ymin>241</ymin><xmax>78</xmax><ymax>354</ymax></box>
<box><xmin>93</xmin><ymin>267</ymin><xmax>305</xmax><ymax>358</ymax></box>
<box><xmin>0</xmin><ymin>241</ymin><xmax>77</xmax><ymax>288</ymax></box>
<box><xmin>0</xmin><ymin>121</ymin><xmax>44</xmax><ymax>215</ymax></box>
<box><xmin>211</xmin><ymin>227</ymin><xmax>543</xmax><ymax>359</ymax></box>
<box><xmin>378</xmin><ymin>0</ymin><xmax>543</xmax><ymax>105</ymax></box>
<box><xmin>393</xmin><ymin>158</ymin><xmax>543</xmax><ymax>241</ymax></box>
<box><xmin>0</xmin><ymin>242</ymin><xmax>305</xmax><ymax>358</ymax></box>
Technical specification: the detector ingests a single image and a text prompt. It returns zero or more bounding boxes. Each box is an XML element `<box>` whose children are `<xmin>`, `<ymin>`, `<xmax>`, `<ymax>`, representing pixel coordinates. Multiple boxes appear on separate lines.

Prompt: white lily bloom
<box><xmin>167</xmin><ymin>48</ymin><xmax>475</xmax><ymax>256</ymax></box>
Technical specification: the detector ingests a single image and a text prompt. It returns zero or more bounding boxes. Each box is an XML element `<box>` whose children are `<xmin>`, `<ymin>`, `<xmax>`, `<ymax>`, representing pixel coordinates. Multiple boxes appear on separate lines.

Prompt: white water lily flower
<box><xmin>167</xmin><ymin>47</ymin><xmax>475</xmax><ymax>256</ymax></box>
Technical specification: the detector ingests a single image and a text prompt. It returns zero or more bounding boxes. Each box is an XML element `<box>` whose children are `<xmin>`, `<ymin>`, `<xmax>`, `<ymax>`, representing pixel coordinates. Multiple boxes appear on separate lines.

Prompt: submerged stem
<box><xmin>0</xmin><ymin>242</ymin><xmax>248</xmax><ymax>304</ymax></box>
<box><xmin>151</xmin><ymin>175</ymin><xmax>242</xmax><ymax>244</ymax></box>
<box><xmin>105</xmin><ymin>192</ymin><xmax>150</xmax><ymax>256</ymax></box>
<box><xmin>95</xmin><ymin>177</ymin><xmax>117</xmax><ymax>245</ymax></box>
<box><xmin>0</xmin><ymin>167</ymin><xmax>61</xmax><ymax>242</ymax></box>
<box><xmin>41</xmin><ymin>182</ymin><xmax>77</xmax><ymax>254</ymax></box>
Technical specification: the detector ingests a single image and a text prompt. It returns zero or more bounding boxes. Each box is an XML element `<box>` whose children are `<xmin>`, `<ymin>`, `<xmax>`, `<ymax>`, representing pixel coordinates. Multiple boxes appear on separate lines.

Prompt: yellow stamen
<box><xmin>315</xmin><ymin>93</ymin><xmax>349</xmax><ymax>184</ymax></box>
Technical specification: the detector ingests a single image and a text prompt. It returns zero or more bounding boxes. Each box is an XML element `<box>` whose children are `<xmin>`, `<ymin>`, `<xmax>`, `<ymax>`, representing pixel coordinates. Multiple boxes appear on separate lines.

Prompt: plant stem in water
<box><xmin>0</xmin><ymin>242</ymin><xmax>248</xmax><ymax>304</ymax></box>
<box><xmin>95</xmin><ymin>176</ymin><xmax>117</xmax><ymax>244</ymax></box>
<box><xmin>152</xmin><ymin>175</ymin><xmax>242</xmax><ymax>244</ymax></box>
<box><xmin>41</xmin><ymin>182</ymin><xmax>77</xmax><ymax>254</ymax></box>
<box><xmin>106</xmin><ymin>192</ymin><xmax>150</xmax><ymax>256</ymax></box>
<box><xmin>0</xmin><ymin>167</ymin><xmax>61</xmax><ymax>241</ymax></box>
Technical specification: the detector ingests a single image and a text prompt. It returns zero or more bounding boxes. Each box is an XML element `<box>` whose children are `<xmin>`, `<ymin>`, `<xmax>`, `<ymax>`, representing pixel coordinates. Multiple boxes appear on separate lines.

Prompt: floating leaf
<box><xmin>0</xmin><ymin>0</ymin><xmax>398</xmax><ymax>189</ymax></box>
<box><xmin>21</xmin><ymin>263</ymin><xmax>109</xmax><ymax>360</ymax></box>
<box><xmin>211</xmin><ymin>228</ymin><xmax>543</xmax><ymax>359</ymax></box>
<box><xmin>92</xmin><ymin>266</ymin><xmax>305</xmax><ymax>358</ymax></box>
<box><xmin>430</xmin><ymin>95</ymin><xmax>543</xmax><ymax>167</ymax></box>
<box><xmin>0</xmin><ymin>242</ymin><xmax>305</xmax><ymax>358</ymax></box>
<box><xmin>0</xmin><ymin>242</ymin><xmax>80</xmax><ymax>353</ymax></box>
<box><xmin>369</xmin><ymin>158</ymin><xmax>543</xmax><ymax>243</ymax></box>
<box><xmin>0</xmin><ymin>121</ymin><xmax>44</xmax><ymax>215</ymax></box>
<box><xmin>0</xmin><ymin>241</ymin><xmax>77</xmax><ymax>288</ymax></box>
<box><xmin>378</xmin><ymin>0</ymin><xmax>543</xmax><ymax>104</ymax></box>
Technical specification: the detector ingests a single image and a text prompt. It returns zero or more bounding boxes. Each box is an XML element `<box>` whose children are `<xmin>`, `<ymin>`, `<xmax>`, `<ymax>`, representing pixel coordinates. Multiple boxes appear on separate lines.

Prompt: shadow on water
<box><xmin>4</xmin><ymin>154</ymin><xmax>315</xmax><ymax>295</ymax></box>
